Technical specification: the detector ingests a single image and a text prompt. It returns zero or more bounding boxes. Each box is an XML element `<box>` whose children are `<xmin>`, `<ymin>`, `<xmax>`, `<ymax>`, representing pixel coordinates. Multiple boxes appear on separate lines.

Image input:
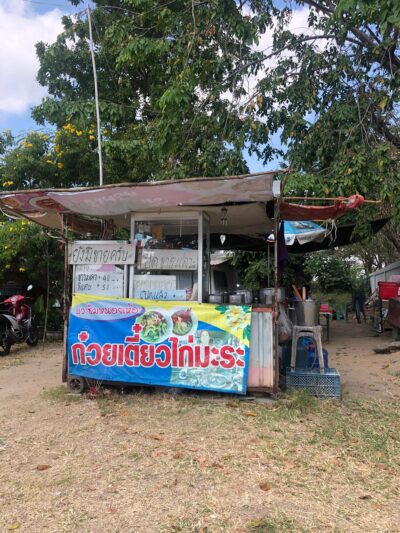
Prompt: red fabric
<box><xmin>280</xmin><ymin>194</ymin><xmax>364</xmax><ymax>221</ymax></box>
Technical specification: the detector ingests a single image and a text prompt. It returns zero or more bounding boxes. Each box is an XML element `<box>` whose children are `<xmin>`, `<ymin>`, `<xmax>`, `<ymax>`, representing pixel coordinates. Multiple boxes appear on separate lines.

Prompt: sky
<box><xmin>0</xmin><ymin>0</ymin><xmax>310</xmax><ymax>172</ymax></box>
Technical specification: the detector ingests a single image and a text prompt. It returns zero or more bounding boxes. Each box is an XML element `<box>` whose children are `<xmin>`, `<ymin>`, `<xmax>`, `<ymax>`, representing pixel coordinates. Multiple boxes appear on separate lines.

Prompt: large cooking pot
<box><xmin>236</xmin><ymin>290</ymin><xmax>253</xmax><ymax>305</ymax></box>
<box><xmin>259</xmin><ymin>287</ymin><xmax>285</xmax><ymax>305</ymax></box>
<box><xmin>294</xmin><ymin>300</ymin><xmax>320</xmax><ymax>326</ymax></box>
<box><xmin>229</xmin><ymin>293</ymin><xmax>244</xmax><ymax>305</ymax></box>
<box><xmin>209</xmin><ymin>293</ymin><xmax>224</xmax><ymax>304</ymax></box>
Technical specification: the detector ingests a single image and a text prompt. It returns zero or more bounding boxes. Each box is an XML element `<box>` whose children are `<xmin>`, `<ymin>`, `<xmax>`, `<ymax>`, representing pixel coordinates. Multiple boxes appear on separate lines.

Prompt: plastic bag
<box><xmin>278</xmin><ymin>304</ymin><xmax>293</xmax><ymax>344</ymax></box>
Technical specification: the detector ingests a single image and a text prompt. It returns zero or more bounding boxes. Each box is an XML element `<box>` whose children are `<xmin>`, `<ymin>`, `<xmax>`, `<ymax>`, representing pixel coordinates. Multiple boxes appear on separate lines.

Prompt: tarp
<box><xmin>280</xmin><ymin>195</ymin><xmax>365</xmax><ymax>221</ymax></box>
<box><xmin>267</xmin><ymin>220</ymin><xmax>326</xmax><ymax>246</ymax></box>
<box><xmin>68</xmin><ymin>293</ymin><xmax>251</xmax><ymax>394</ymax></box>
<box><xmin>0</xmin><ymin>172</ymin><xmax>275</xmax><ymax>236</ymax></box>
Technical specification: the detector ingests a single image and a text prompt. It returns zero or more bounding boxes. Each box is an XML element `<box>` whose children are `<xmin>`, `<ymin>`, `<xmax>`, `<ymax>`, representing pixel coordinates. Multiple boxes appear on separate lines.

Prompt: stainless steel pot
<box><xmin>259</xmin><ymin>287</ymin><xmax>285</xmax><ymax>305</ymax></box>
<box><xmin>236</xmin><ymin>289</ymin><xmax>253</xmax><ymax>305</ymax></box>
<box><xmin>294</xmin><ymin>300</ymin><xmax>320</xmax><ymax>326</ymax></box>
<box><xmin>208</xmin><ymin>293</ymin><xmax>224</xmax><ymax>304</ymax></box>
<box><xmin>229</xmin><ymin>293</ymin><xmax>244</xmax><ymax>305</ymax></box>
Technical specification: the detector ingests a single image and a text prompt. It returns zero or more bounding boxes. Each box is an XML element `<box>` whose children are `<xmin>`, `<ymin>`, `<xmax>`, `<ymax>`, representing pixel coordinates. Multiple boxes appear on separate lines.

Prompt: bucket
<box><xmin>307</xmin><ymin>348</ymin><xmax>329</xmax><ymax>369</ymax></box>
<box><xmin>294</xmin><ymin>300</ymin><xmax>320</xmax><ymax>326</ymax></box>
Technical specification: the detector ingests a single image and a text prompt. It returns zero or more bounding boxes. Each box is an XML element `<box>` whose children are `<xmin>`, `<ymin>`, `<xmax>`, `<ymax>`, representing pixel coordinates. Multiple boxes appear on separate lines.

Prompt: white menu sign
<box><xmin>138</xmin><ymin>249</ymin><xmax>197</xmax><ymax>271</ymax></box>
<box><xmin>68</xmin><ymin>242</ymin><xmax>135</xmax><ymax>265</ymax></box>
<box><xmin>74</xmin><ymin>265</ymin><xmax>125</xmax><ymax>297</ymax></box>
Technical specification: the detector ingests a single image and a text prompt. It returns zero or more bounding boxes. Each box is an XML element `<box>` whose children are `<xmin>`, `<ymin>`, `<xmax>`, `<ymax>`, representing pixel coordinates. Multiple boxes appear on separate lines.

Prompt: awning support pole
<box><xmin>62</xmin><ymin>214</ymin><xmax>69</xmax><ymax>383</ymax></box>
<box><xmin>273</xmin><ymin>180</ymin><xmax>281</xmax><ymax>394</ymax></box>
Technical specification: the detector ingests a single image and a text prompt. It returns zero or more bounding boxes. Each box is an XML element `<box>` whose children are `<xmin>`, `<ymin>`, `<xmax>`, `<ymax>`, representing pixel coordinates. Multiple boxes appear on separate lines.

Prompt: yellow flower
<box><xmin>42</xmin><ymin>135</ymin><xmax>48</xmax><ymax>141</ymax></box>
<box><xmin>46</xmin><ymin>160</ymin><xmax>52</xmax><ymax>164</ymax></box>
<box><xmin>76</xmin><ymin>130</ymin><xmax>83</xmax><ymax>136</ymax></box>
<box><xmin>225</xmin><ymin>306</ymin><xmax>250</xmax><ymax>332</ymax></box>
<box><xmin>21</xmin><ymin>221</ymin><xmax>27</xmax><ymax>226</ymax></box>
<box><xmin>25</xmin><ymin>143</ymin><xmax>33</xmax><ymax>148</ymax></box>
<box><xmin>89</xmin><ymin>135</ymin><xmax>95</xmax><ymax>141</ymax></box>
<box><xmin>63</xmin><ymin>123</ymin><xmax>75</xmax><ymax>133</ymax></box>
<box><xmin>5</xmin><ymin>264</ymin><xmax>11</xmax><ymax>269</ymax></box>
<box><xmin>57</xmin><ymin>162</ymin><xmax>64</xmax><ymax>169</ymax></box>
<box><xmin>103</xmin><ymin>128</ymin><xmax>109</xmax><ymax>135</ymax></box>
<box><xmin>54</xmin><ymin>144</ymin><xmax>61</xmax><ymax>153</ymax></box>
<box><xmin>88</xmin><ymin>129</ymin><xmax>94</xmax><ymax>134</ymax></box>
<box><xmin>18</xmin><ymin>267</ymin><xmax>26</xmax><ymax>273</ymax></box>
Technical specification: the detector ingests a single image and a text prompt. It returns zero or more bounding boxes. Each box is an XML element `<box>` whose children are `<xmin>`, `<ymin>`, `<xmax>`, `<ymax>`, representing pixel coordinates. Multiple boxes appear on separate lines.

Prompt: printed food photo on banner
<box><xmin>67</xmin><ymin>294</ymin><xmax>251</xmax><ymax>394</ymax></box>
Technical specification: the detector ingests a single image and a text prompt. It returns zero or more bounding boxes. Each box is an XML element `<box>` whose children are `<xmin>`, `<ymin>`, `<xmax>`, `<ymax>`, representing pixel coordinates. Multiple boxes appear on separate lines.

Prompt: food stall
<box><xmin>0</xmin><ymin>172</ymin><xmax>279</xmax><ymax>395</ymax></box>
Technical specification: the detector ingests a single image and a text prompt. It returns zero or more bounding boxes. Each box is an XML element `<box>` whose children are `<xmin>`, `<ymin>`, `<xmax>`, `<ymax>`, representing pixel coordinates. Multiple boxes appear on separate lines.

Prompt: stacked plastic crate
<box><xmin>286</xmin><ymin>339</ymin><xmax>341</xmax><ymax>400</ymax></box>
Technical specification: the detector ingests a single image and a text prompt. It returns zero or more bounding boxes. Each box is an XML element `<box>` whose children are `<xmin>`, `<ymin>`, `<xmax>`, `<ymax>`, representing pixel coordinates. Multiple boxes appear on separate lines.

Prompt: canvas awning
<box><xmin>0</xmin><ymin>172</ymin><xmax>276</xmax><ymax>237</ymax></box>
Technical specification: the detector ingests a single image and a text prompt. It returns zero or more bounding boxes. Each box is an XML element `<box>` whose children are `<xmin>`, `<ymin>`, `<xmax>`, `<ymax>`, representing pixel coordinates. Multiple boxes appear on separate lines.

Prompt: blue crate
<box><xmin>286</xmin><ymin>367</ymin><xmax>341</xmax><ymax>400</ymax></box>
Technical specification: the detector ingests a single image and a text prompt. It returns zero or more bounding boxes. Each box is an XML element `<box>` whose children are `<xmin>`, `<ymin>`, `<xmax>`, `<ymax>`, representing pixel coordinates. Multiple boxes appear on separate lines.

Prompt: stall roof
<box><xmin>0</xmin><ymin>172</ymin><xmax>276</xmax><ymax>236</ymax></box>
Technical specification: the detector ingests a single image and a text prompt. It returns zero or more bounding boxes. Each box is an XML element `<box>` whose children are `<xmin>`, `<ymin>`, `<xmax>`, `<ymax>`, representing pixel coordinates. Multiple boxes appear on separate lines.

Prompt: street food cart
<box><xmin>0</xmin><ymin>173</ymin><xmax>280</xmax><ymax>395</ymax></box>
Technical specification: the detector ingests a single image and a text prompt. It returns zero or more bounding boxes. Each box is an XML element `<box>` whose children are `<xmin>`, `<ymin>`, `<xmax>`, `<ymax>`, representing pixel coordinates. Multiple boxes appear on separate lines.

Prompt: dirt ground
<box><xmin>0</xmin><ymin>325</ymin><xmax>399</xmax><ymax>532</ymax></box>
<box><xmin>328</xmin><ymin>320</ymin><xmax>400</xmax><ymax>400</ymax></box>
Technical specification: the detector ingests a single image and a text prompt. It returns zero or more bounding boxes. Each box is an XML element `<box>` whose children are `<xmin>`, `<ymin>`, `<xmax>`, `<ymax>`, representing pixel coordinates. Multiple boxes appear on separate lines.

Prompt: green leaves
<box><xmin>243</xmin><ymin>324</ymin><xmax>251</xmax><ymax>341</ymax></box>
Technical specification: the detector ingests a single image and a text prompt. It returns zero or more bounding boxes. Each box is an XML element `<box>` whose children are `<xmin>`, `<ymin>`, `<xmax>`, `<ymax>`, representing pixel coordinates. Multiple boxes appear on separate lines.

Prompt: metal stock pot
<box><xmin>229</xmin><ymin>293</ymin><xmax>244</xmax><ymax>305</ymax></box>
<box><xmin>236</xmin><ymin>290</ymin><xmax>253</xmax><ymax>305</ymax></box>
<box><xmin>259</xmin><ymin>288</ymin><xmax>285</xmax><ymax>305</ymax></box>
<box><xmin>208</xmin><ymin>294</ymin><xmax>224</xmax><ymax>304</ymax></box>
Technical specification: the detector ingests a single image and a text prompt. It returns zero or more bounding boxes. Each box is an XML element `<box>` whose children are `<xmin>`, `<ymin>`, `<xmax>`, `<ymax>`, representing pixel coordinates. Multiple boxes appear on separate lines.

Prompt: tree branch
<box><xmin>372</xmin><ymin>113</ymin><xmax>400</xmax><ymax>148</ymax></box>
<box><xmin>301</xmin><ymin>0</ymin><xmax>400</xmax><ymax>73</ymax></box>
<box><xmin>232</xmin><ymin>34</ymin><xmax>336</xmax><ymax>77</ymax></box>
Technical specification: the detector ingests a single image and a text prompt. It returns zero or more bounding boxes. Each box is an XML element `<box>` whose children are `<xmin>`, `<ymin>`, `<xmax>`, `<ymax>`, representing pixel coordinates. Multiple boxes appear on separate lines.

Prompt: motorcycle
<box><xmin>0</xmin><ymin>285</ymin><xmax>39</xmax><ymax>355</ymax></box>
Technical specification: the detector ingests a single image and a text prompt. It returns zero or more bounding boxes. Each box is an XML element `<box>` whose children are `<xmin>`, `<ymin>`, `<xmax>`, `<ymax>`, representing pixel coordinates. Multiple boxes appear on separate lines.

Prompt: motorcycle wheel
<box><xmin>0</xmin><ymin>325</ymin><xmax>11</xmax><ymax>356</ymax></box>
<box><xmin>26</xmin><ymin>331</ymin><xmax>39</xmax><ymax>347</ymax></box>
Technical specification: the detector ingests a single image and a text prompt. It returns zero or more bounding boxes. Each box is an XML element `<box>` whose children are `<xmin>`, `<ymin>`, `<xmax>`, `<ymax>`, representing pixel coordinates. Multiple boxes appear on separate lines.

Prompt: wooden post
<box><xmin>61</xmin><ymin>214</ymin><xmax>69</xmax><ymax>383</ymax></box>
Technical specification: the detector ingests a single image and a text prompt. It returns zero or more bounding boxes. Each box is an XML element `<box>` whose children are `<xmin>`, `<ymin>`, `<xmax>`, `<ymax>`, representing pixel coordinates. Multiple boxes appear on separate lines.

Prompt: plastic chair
<box><xmin>290</xmin><ymin>325</ymin><xmax>324</xmax><ymax>373</ymax></box>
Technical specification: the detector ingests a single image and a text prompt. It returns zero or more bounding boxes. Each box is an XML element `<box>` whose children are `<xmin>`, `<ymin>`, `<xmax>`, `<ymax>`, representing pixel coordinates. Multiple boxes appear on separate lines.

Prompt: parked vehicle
<box><xmin>0</xmin><ymin>285</ymin><xmax>39</xmax><ymax>355</ymax></box>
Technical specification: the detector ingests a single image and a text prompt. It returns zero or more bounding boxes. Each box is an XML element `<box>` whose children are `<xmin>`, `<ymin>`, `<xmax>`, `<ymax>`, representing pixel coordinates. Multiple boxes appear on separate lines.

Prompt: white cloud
<box><xmin>0</xmin><ymin>0</ymin><xmax>64</xmax><ymax>115</ymax></box>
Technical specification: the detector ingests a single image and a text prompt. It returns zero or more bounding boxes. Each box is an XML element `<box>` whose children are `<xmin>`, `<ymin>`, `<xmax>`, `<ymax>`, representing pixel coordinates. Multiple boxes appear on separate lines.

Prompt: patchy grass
<box><xmin>1</xmin><ymin>388</ymin><xmax>400</xmax><ymax>532</ymax></box>
<box><xmin>0</xmin><ymin>355</ymin><xmax>25</xmax><ymax>369</ymax></box>
<box><xmin>41</xmin><ymin>385</ymin><xmax>82</xmax><ymax>403</ymax></box>
<box><xmin>0</xmin><ymin>344</ymin><xmax>45</xmax><ymax>370</ymax></box>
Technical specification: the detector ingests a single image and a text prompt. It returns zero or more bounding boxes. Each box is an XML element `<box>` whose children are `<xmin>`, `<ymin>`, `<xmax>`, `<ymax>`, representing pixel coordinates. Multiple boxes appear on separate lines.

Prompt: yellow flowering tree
<box><xmin>0</xmin><ymin>128</ymin><xmax>100</xmax><ymax>189</ymax></box>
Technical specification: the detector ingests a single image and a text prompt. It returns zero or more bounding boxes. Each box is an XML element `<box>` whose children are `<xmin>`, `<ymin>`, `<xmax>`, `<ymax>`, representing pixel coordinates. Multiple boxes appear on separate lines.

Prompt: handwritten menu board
<box><xmin>74</xmin><ymin>265</ymin><xmax>125</xmax><ymax>297</ymax></box>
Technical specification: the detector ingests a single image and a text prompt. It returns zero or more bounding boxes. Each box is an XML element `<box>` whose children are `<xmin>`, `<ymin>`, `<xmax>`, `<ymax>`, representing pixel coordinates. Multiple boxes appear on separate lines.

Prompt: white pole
<box><xmin>198</xmin><ymin>213</ymin><xmax>203</xmax><ymax>303</ymax></box>
<box><xmin>87</xmin><ymin>6</ymin><xmax>103</xmax><ymax>186</ymax></box>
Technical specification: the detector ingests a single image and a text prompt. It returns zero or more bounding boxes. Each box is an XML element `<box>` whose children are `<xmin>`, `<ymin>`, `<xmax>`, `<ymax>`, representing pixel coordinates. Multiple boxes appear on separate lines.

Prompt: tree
<box><xmin>0</xmin><ymin>129</ymin><xmax>102</xmax><ymax>190</ymax></box>
<box><xmin>0</xmin><ymin>219</ymin><xmax>64</xmax><ymax>293</ymax></box>
<box><xmin>249</xmin><ymin>0</ymin><xmax>399</xmax><ymax>207</ymax></box>
<box><xmin>303</xmin><ymin>250</ymin><xmax>354</xmax><ymax>293</ymax></box>
<box><xmin>230</xmin><ymin>250</ymin><xmax>313</xmax><ymax>292</ymax></box>
<box><xmin>31</xmin><ymin>0</ymin><xmax>279</xmax><ymax>183</ymax></box>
